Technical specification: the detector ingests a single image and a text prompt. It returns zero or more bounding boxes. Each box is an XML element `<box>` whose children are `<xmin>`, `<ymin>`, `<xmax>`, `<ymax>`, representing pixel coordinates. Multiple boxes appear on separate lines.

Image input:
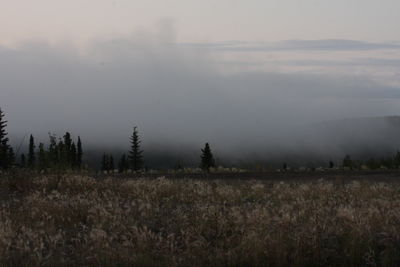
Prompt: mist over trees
<box><xmin>1</xmin><ymin>106</ymin><xmax>400</xmax><ymax>173</ymax></box>
<box><xmin>3</xmin><ymin>36</ymin><xmax>400</xmax><ymax>165</ymax></box>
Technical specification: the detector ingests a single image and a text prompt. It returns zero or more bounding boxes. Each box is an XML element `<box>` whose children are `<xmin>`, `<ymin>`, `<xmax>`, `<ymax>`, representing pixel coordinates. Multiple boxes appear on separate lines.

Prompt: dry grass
<box><xmin>0</xmin><ymin>174</ymin><xmax>400</xmax><ymax>266</ymax></box>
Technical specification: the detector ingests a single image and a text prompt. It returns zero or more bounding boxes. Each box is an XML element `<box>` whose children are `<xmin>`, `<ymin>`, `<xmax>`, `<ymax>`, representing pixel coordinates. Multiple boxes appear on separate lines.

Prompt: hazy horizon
<box><xmin>1</xmin><ymin>1</ymin><xmax>400</xmax><ymax>166</ymax></box>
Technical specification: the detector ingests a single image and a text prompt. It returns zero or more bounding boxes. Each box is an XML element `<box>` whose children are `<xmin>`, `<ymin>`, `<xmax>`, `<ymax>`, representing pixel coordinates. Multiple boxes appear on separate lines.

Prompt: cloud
<box><xmin>1</xmin><ymin>33</ymin><xmax>400</xmax><ymax>165</ymax></box>
<box><xmin>182</xmin><ymin>39</ymin><xmax>400</xmax><ymax>52</ymax></box>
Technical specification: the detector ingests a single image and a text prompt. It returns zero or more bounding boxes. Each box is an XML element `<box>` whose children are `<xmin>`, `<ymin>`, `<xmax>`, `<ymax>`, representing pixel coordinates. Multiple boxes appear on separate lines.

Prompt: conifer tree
<box><xmin>109</xmin><ymin>155</ymin><xmax>114</xmax><ymax>173</ymax></box>
<box><xmin>394</xmin><ymin>151</ymin><xmax>400</xmax><ymax>168</ymax></box>
<box><xmin>200</xmin><ymin>143</ymin><xmax>215</xmax><ymax>172</ymax></box>
<box><xmin>20</xmin><ymin>154</ymin><xmax>26</xmax><ymax>168</ymax></box>
<box><xmin>28</xmin><ymin>134</ymin><xmax>36</xmax><ymax>168</ymax></box>
<box><xmin>101</xmin><ymin>153</ymin><xmax>109</xmax><ymax>173</ymax></box>
<box><xmin>282</xmin><ymin>163</ymin><xmax>288</xmax><ymax>171</ymax></box>
<box><xmin>63</xmin><ymin>132</ymin><xmax>72</xmax><ymax>166</ymax></box>
<box><xmin>58</xmin><ymin>138</ymin><xmax>66</xmax><ymax>167</ymax></box>
<box><xmin>128</xmin><ymin>127</ymin><xmax>144</xmax><ymax>172</ymax></box>
<box><xmin>38</xmin><ymin>143</ymin><xmax>47</xmax><ymax>171</ymax></box>
<box><xmin>343</xmin><ymin>155</ymin><xmax>353</xmax><ymax>169</ymax></box>
<box><xmin>118</xmin><ymin>154</ymin><xmax>129</xmax><ymax>173</ymax></box>
<box><xmin>48</xmin><ymin>133</ymin><xmax>59</xmax><ymax>166</ymax></box>
<box><xmin>77</xmin><ymin>136</ymin><xmax>83</xmax><ymax>168</ymax></box>
<box><xmin>0</xmin><ymin>108</ymin><xmax>12</xmax><ymax>169</ymax></box>
<box><xmin>71</xmin><ymin>142</ymin><xmax>77</xmax><ymax>168</ymax></box>
<box><xmin>329</xmin><ymin>161</ymin><xmax>334</xmax><ymax>169</ymax></box>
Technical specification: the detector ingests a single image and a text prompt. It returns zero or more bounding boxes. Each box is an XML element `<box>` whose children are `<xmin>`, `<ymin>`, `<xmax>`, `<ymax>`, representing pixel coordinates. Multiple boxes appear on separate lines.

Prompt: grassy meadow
<box><xmin>0</xmin><ymin>173</ymin><xmax>400</xmax><ymax>266</ymax></box>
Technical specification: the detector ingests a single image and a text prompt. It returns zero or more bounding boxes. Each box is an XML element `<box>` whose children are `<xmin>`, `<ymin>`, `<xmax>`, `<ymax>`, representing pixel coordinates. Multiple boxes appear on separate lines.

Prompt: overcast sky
<box><xmin>1</xmin><ymin>0</ymin><xmax>400</xmax><ymax>161</ymax></box>
<box><xmin>1</xmin><ymin>0</ymin><xmax>400</xmax><ymax>45</ymax></box>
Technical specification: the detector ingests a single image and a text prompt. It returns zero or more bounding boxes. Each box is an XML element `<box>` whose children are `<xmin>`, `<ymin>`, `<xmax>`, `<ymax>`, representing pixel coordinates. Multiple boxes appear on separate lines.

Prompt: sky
<box><xmin>1</xmin><ymin>0</ymin><xmax>400</xmax><ymax>164</ymax></box>
<box><xmin>1</xmin><ymin>0</ymin><xmax>400</xmax><ymax>45</ymax></box>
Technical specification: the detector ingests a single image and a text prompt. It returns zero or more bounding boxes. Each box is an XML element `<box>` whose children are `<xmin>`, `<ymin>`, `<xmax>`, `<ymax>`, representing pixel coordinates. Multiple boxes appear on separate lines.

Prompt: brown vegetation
<box><xmin>0</xmin><ymin>173</ymin><xmax>400</xmax><ymax>266</ymax></box>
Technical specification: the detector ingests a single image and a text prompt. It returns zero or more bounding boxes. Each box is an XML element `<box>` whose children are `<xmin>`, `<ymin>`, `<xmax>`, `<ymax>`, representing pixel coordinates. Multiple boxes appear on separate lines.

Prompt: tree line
<box><xmin>341</xmin><ymin>153</ymin><xmax>400</xmax><ymax>170</ymax></box>
<box><xmin>100</xmin><ymin>127</ymin><xmax>216</xmax><ymax>173</ymax></box>
<box><xmin>20</xmin><ymin>132</ymin><xmax>83</xmax><ymax>171</ymax></box>
<box><xmin>5</xmin><ymin>106</ymin><xmax>400</xmax><ymax>173</ymax></box>
<box><xmin>0</xmin><ymin>108</ymin><xmax>15</xmax><ymax>169</ymax></box>
<box><xmin>0</xmin><ymin>108</ymin><xmax>216</xmax><ymax>173</ymax></box>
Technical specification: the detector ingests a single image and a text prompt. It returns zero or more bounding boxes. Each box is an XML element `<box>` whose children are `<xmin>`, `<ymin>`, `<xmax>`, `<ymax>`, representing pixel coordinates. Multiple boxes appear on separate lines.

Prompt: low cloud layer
<box><xmin>183</xmin><ymin>39</ymin><xmax>400</xmax><ymax>52</ymax></box>
<box><xmin>1</xmin><ymin>33</ymin><xmax>400</xmax><ymax>165</ymax></box>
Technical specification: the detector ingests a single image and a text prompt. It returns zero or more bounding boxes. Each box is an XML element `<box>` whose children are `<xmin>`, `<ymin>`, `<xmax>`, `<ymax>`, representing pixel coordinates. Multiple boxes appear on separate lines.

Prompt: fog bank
<box><xmin>1</xmin><ymin>32</ymin><xmax>400</xmax><ymax>166</ymax></box>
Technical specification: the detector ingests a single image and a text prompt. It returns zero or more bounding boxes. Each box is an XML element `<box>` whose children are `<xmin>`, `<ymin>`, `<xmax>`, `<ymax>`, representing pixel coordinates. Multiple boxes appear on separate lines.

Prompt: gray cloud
<box><xmin>183</xmin><ymin>39</ymin><xmax>400</xmax><ymax>52</ymax></box>
<box><xmin>1</xmin><ymin>35</ymin><xmax>400</xmax><ymax>165</ymax></box>
<box><xmin>273</xmin><ymin>58</ymin><xmax>400</xmax><ymax>67</ymax></box>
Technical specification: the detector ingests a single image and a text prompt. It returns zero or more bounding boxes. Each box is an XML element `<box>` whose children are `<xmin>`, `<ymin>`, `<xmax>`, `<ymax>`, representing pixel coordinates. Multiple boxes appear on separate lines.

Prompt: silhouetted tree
<box><xmin>77</xmin><ymin>136</ymin><xmax>83</xmax><ymax>168</ymax></box>
<box><xmin>58</xmin><ymin>138</ymin><xmax>66</xmax><ymax>167</ymax></box>
<box><xmin>48</xmin><ymin>133</ymin><xmax>58</xmax><ymax>166</ymax></box>
<box><xmin>394</xmin><ymin>151</ymin><xmax>400</xmax><ymax>168</ymax></box>
<box><xmin>282</xmin><ymin>163</ymin><xmax>288</xmax><ymax>171</ymax></box>
<box><xmin>118</xmin><ymin>154</ymin><xmax>129</xmax><ymax>173</ymax></box>
<box><xmin>329</xmin><ymin>161</ymin><xmax>334</xmax><ymax>169</ymax></box>
<box><xmin>342</xmin><ymin>155</ymin><xmax>353</xmax><ymax>169</ymax></box>
<box><xmin>128</xmin><ymin>127</ymin><xmax>144</xmax><ymax>172</ymax></box>
<box><xmin>200</xmin><ymin>143</ymin><xmax>215</xmax><ymax>172</ymax></box>
<box><xmin>109</xmin><ymin>155</ymin><xmax>114</xmax><ymax>173</ymax></box>
<box><xmin>380</xmin><ymin>157</ymin><xmax>392</xmax><ymax>169</ymax></box>
<box><xmin>63</xmin><ymin>132</ymin><xmax>73</xmax><ymax>166</ymax></box>
<box><xmin>20</xmin><ymin>154</ymin><xmax>26</xmax><ymax>168</ymax></box>
<box><xmin>101</xmin><ymin>153</ymin><xmax>109</xmax><ymax>173</ymax></box>
<box><xmin>38</xmin><ymin>143</ymin><xmax>47</xmax><ymax>171</ymax></box>
<box><xmin>0</xmin><ymin>108</ymin><xmax>13</xmax><ymax>169</ymax></box>
<box><xmin>175</xmin><ymin>162</ymin><xmax>183</xmax><ymax>170</ymax></box>
<box><xmin>71</xmin><ymin>142</ymin><xmax>77</xmax><ymax>168</ymax></box>
<box><xmin>366</xmin><ymin>158</ymin><xmax>379</xmax><ymax>170</ymax></box>
<box><xmin>28</xmin><ymin>135</ymin><xmax>36</xmax><ymax>168</ymax></box>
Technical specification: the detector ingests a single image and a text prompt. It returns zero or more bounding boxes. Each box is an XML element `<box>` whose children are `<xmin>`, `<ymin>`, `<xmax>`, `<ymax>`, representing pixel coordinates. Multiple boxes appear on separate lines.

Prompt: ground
<box><xmin>0</xmin><ymin>171</ymin><xmax>400</xmax><ymax>266</ymax></box>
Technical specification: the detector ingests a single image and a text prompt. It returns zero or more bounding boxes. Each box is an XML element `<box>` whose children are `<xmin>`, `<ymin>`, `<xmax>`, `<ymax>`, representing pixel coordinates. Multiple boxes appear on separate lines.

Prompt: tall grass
<box><xmin>0</xmin><ymin>174</ymin><xmax>400</xmax><ymax>266</ymax></box>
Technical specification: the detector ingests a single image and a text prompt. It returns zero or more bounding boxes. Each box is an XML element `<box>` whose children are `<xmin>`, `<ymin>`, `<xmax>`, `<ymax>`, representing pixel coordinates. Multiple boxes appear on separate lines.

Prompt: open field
<box><xmin>1</xmin><ymin>173</ymin><xmax>400</xmax><ymax>266</ymax></box>
<box><xmin>109</xmin><ymin>169</ymin><xmax>400</xmax><ymax>182</ymax></box>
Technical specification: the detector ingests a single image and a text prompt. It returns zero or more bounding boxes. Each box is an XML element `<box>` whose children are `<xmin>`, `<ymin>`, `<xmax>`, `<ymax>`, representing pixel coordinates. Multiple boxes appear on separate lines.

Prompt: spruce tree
<box><xmin>0</xmin><ymin>108</ymin><xmax>12</xmax><ymax>169</ymax></box>
<box><xmin>118</xmin><ymin>154</ymin><xmax>129</xmax><ymax>173</ymax></box>
<box><xmin>20</xmin><ymin>154</ymin><xmax>26</xmax><ymax>168</ymax></box>
<box><xmin>343</xmin><ymin>155</ymin><xmax>353</xmax><ymax>169</ymax></box>
<box><xmin>329</xmin><ymin>161</ymin><xmax>334</xmax><ymax>169</ymax></box>
<box><xmin>58</xmin><ymin>138</ymin><xmax>66</xmax><ymax>167</ymax></box>
<box><xmin>28</xmin><ymin>134</ymin><xmax>36</xmax><ymax>168</ymax></box>
<box><xmin>200</xmin><ymin>143</ymin><xmax>215</xmax><ymax>172</ymax></box>
<box><xmin>48</xmin><ymin>133</ymin><xmax>59</xmax><ymax>166</ymax></box>
<box><xmin>282</xmin><ymin>163</ymin><xmax>288</xmax><ymax>171</ymax></box>
<box><xmin>38</xmin><ymin>143</ymin><xmax>47</xmax><ymax>171</ymax></box>
<box><xmin>77</xmin><ymin>136</ymin><xmax>83</xmax><ymax>168</ymax></box>
<box><xmin>63</xmin><ymin>132</ymin><xmax>72</xmax><ymax>166</ymax></box>
<box><xmin>394</xmin><ymin>151</ymin><xmax>400</xmax><ymax>169</ymax></box>
<box><xmin>128</xmin><ymin>127</ymin><xmax>144</xmax><ymax>172</ymax></box>
<box><xmin>109</xmin><ymin>155</ymin><xmax>114</xmax><ymax>173</ymax></box>
<box><xmin>70</xmin><ymin>142</ymin><xmax>77</xmax><ymax>168</ymax></box>
<box><xmin>101</xmin><ymin>153</ymin><xmax>108</xmax><ymax>173</ymax></box>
